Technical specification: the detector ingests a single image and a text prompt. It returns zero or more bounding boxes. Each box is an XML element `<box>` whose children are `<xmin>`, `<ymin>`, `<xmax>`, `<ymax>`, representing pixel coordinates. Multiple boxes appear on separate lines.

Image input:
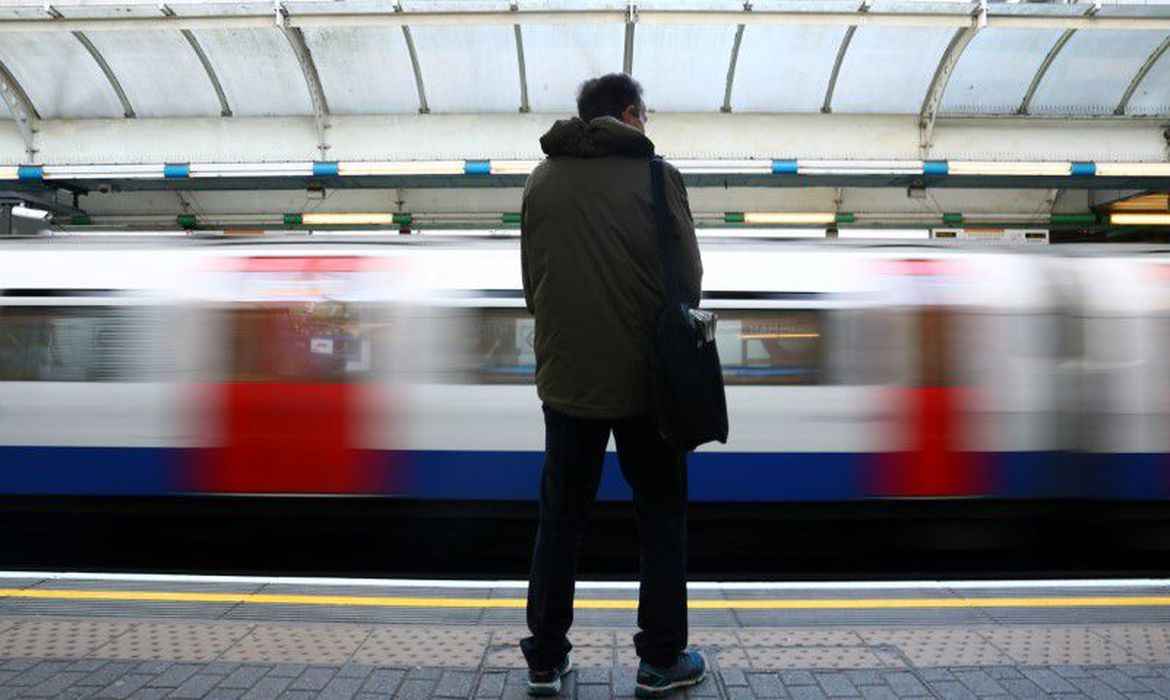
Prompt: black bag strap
<box><xmin>649</xmin><ymin>157</ymin><xmax>682</xmax><ymax>307</ymax></box>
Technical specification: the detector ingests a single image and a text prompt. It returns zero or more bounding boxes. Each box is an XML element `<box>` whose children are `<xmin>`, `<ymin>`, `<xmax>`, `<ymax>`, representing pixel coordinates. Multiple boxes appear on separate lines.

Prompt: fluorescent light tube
<box><xmin>948</xmin><ymin>161</ymin><xmax>1071</xmax><ymax>176</ymax></box>
<box><xmin>838</xmin><ymin>228</ymin><xmax>930</xmax><ymax>240</ymax></box>
<box><xmin>1095</xmin><ymin>163</ymin><xmax>1170</xmax><ymax>177</ymax></box>
<box><xmin>11</xmin><ymin>205</ymin><xmax>49</xmax><ymax>220</ymax></box>
<box><xmin>302</xmin><ymin>212</ymin><xmax>397</xmax><ymax>225</ymax></box>
<box><xmin>798</xmin><ymin>160</ymin><xmax>924</xmax><ymax>175</ymax></box>
<box><xmin>743</xmin><ymin>212</ymin><xmax>836</xmax><ymax>225</ymax></box>
<box><xmin>489</xmin><ymin>161</ymin><xmax>540</xmax><ymax>175</ymax></box>
<box><xmin>699</xmin><ymin>228</ymin><xmax>827</xmax><ymax>239</ymax></box>
<box><xmin>672</xmin><ymin>160</ymin><xmax>773</xmax><ymax>174</ymax></box>
<box><xmin>42</xmin><ymin>164</ymin><xmax>165</xmax><ymax>180</ymax></box>
<box><xmin>338</xmin><ymin>161</ymin><xmax>465</xmax><ymax>176</ymax></box>
<box><xmin>189</xmin><ymin>162</ymin><xmax>314</xmax><ymax>178</ymax></box>
<box><xmin>1111</xmin><ymin>213</ymin><xmax>1170</xmax><ymax>226</ymax></box>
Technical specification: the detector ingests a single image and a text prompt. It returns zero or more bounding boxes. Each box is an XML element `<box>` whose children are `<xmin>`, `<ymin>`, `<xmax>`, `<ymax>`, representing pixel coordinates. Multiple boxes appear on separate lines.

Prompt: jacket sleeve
<box><xmin>520</xmin><ymin>180</ymin><xmax>536</xmax><ymax>315</ymax></box>
<box><xmin>665</xmin><ymin>163</ymin><xmax>703</xmax><ymax>307</ymax></box>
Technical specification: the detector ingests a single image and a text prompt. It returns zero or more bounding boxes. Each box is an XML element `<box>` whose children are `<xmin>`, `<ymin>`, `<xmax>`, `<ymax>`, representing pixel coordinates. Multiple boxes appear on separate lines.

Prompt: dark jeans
<box><xmin>521</xmin><ymin>404</ymin><xmax>688</xmax><ymax>671</ymax></box>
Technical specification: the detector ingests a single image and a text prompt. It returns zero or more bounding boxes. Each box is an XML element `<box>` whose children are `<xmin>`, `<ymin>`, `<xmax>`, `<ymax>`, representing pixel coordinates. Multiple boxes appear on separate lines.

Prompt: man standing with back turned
<box><xmin>520</xmin><ymin>74</ymin><xmax>705</xmax><ymax>698</ymax></box>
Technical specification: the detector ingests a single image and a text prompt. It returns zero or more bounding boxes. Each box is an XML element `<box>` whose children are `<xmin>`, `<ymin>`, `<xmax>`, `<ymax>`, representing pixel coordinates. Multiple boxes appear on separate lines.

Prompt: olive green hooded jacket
<box><xmin>521</xmin><ymin>116</ymin><xmax>702</xmax><ymax>419</ymax></box>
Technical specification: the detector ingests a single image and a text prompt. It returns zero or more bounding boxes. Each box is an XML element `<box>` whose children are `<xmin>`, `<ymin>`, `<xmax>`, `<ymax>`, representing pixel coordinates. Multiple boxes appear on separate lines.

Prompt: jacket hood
<box><xmin>539</xmin><ymin>116</ymin><xmax>656</xmax><ymax>158</ymax></box>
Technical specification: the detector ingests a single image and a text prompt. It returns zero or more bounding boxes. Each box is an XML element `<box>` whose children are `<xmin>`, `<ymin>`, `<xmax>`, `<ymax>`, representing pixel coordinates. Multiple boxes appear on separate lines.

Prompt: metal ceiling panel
<box><xmin>733</xmin><ymin>25</ymin><xmax>846</xmax><ymax>113</ymax></box>
<box><xmin>941</xmin><ymin>29</ymin><xmax>1063</xmax><ymax>115</ymax></box>
<box><xmin>54</xmin><ymin>4</ymin><xmax>173</xmax><ymax>19</ymax></box>
<box><xmin>0</xmin><ymin>32</ymin><xmax>124</xmax><ymax>118</ymax></box>
<box><xmin>1030</xmin><ymin>29</ymin><xmax>1167</xmax><ymax>115</ymax></box>
<box><xmin>409</xmin><ymin>25</ymin><xmax>520</xmax><ymax>113</ymax></box>
<box><xmin>80</xmin><ymin>31</ymin><xmax>223</xmax><ymax>117</ymax></box>
<box><xmin>831</xmin><ymin>27</ymin><xmax>954</xmax><ymax>114</ymax></box>
<box><xmin>523</xmin><ymin>24</ymin><xmax>624</xmax><ymax>113</ymax></box>
<box><xmin>402</xmin><ymin>0</ymin><xmax>512</xmax><ymax>9</ymax></box>
<box><xmin>302</xmin><ymin>27</ymin><xmax>419</xmax><ymax>115</ymax></box>
<box><xmin>1125</xmin><ymin>48</ymin><xmax>1170</xmax><ymax>116</ymax></box>
<box><xmin>171</xmin><ymin>2</ymin><xmax>274</xmax><ymax>17</ymax></box>
<box><xmin>189</xmin><ymin>28</ymin><xmax>314</xmax><ymax>116</ymax></box>
<box><xmin>635</xmin><ymin>25</ymin><xmax>737</xmax><ymax>112</ymax></box>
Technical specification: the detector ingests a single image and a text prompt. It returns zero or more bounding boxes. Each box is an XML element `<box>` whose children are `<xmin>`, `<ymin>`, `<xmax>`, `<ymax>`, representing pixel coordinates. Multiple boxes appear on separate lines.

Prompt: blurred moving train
<box><xmin>0</xmin><ymin>236</ymin><xmax>1166</xmax><ymax>503</ymax></box>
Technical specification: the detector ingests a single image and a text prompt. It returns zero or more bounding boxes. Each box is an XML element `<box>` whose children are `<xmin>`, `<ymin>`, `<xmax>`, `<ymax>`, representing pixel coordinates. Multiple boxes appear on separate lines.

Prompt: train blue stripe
<box><xmin>0</xmin><ymin>446</ymin><xmax>174</xmax><ymax>495</ymax></box>
<box><xmin>398</xmin><ymin>451</ymin><xmax>869</xmax><ymax>501</ymax></box>
<box><xmin>0</xmin><ymin>446</ymin><xmax>1165</xmax><ymax>500</ymax></box>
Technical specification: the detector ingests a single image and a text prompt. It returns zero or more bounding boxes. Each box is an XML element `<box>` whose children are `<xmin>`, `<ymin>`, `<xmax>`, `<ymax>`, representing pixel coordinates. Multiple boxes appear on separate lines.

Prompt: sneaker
<box><xmin>527</xmin><ymin>653</ymin><xmax>572</xmax><ymax>696</ymax></box>
<box><xmin>635</xmin><ymin>650</ymin><xmax>707</xmax><ymax>698</ymax></box>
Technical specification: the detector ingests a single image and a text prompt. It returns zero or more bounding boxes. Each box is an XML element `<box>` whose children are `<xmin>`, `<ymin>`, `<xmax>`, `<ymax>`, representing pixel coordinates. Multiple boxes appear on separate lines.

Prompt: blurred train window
<box><xmin>716</xmin><ymin>310</ymin><xmax>825</xmax><ymax>385</ymax></box>
<box><xmin>477</xmin><ymin>308</ymin><xmax>536</xmax><ymax>383</ymax></box>
<box><xmin>0</xmin><ymin>305</ymin><xmax>172</xmax><ymax>381</ymax></box>
<box><xmin>830</xmin><ymin>309</ymin><xmax>902</xmax><ymax>385</ymax></box>
<box><xmin>222</xmin><ymin>302</ymin><xmax>387</xmax><ymax>382</ymax></box>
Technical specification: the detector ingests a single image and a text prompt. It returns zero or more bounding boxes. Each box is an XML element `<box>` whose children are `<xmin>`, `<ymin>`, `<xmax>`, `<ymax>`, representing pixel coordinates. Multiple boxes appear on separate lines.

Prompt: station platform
<box><xmin>4</xmin><ymin>576</ymin><xmax>1170</xmax><ymax>699</ymax></box>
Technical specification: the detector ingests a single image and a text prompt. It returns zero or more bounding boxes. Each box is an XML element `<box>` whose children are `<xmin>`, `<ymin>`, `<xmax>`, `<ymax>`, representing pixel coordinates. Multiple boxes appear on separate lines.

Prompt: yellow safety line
<box><xmin>3</xmin><ymin>589</ymin><xmax>1170</xmax><ymax>610</ymax></box>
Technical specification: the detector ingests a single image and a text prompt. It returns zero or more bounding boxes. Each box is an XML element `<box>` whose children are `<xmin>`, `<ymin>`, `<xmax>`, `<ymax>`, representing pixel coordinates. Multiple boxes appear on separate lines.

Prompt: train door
<box><xmin>873</xmin><ymin>256</ymin><xmax>988</xmax><ymax>497</ymax></box>
<box><xmin>192</xmin><ymin>255</ymin><xmax>398</xmax><ymax>495</ymax></box>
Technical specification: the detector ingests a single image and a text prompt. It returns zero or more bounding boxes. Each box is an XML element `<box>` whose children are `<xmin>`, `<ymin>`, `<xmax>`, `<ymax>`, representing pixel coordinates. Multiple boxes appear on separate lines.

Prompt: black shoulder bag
<box><xmin>649</xmin><ymin>157</ymin><xmax>729</xmax><ymax>452</ymax></box>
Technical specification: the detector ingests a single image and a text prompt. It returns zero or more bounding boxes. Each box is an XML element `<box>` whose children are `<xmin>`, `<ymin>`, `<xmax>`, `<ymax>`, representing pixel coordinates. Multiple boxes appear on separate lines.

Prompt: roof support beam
<box><xmin>512</xmin><ymin>5</ymin><xmax>530</xmax><ymax>113</ymax></box>
<box><xmin>401</xmin><ymin>34</ymin><xmax>429</xmax><ymax>113</ymax></box>
<box><xmin>721</xmin><ymin>19</ymin><xmax>746</xmax><ymax>113</ymax></box>
<box><xmin>161</xmin><ymin>4</ymin><xmax>232</xmax><ymax>117</ymax></box>
<box><xmin>181</xmin><ymin>28</ymin><xmax>233</xmax><ymax>117</ymax></box>
<box><xmin>822</xmin><ymin>0</ymin><xmax>868</xmax><ymax>114</ymax></box>
<box><xmin>1017</xmin><ymin>30</ymin><xmax>1075</xmax><ymax>115</ymax></box>
<box><xmin>918</xmin><ymin>15</ymin><xmax>982</xmax><ymax>157</ymax></box>
<box><xmin>277</xmin><ymin>7</ymin><xmax>331</xmax><ymax>158</ymax></box>
<box><xmin>1114</xmin><ymin>35</ymin><xmax>1170</xmax><ymax>116</ymax></box>
<box><xmin>821</xmin><ymin>27</ymin><xmax>855</xmax><ymax>113</ymax></box>
<box><xmin>1018</xmin><ymin>4</ymin><xmax>1098</xmax><ymax>116</ymax></box>
<box><xmin>6</xmin><ymin>8</ymin><xmax>1170</xmax><ymax>32</ymax></box>
<box><xmin>0</xmin><ymin>58</ymin><xmax>39</xmax><ymax>161</ymax></box>
<box><xmin>623</xmin><ymin>2</ymin><xmax>636</xmax><ymax>74</ymax></box>
<box><xmin>395</xmin><ymin>0</ymin><xmax>430</xmax><ymax>114</ymax></box>
<box><xmin>72</xmin><ymin>31</ymin><xmax>136</xmax><ymax>118</ymax></box>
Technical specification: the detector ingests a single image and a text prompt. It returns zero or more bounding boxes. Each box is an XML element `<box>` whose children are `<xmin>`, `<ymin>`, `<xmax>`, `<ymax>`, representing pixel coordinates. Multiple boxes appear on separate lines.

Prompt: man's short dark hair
<box><xmin>576</xmin><ymin>73</ymin><xmax>644</xmax><ymax>122</ymax></box>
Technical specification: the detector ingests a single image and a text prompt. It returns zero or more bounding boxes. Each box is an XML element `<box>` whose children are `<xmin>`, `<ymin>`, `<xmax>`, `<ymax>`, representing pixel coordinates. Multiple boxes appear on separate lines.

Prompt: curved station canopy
<box><xmin>0</xmin><ymin>0</ymin><xmax>1168</xmax><ymax>234</ymax></box>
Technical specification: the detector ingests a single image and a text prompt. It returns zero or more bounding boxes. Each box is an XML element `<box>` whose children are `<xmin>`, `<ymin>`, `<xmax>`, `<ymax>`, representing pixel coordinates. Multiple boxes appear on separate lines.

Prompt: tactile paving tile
<box><xmin>738</xmin><ymin>629</ymin><xmax>865</xmax><ymax>647</ymax></box>
<box><xmin>977</xmin><ymin>625</ymin><xmax>1141</xmax><ymax>665</ymax></box>
<box><xmin>746</xmin><ymin>646</ymin><xmax>902</xmax><ymax>670</ymax></box>
<box><xmin>220</xmin><ymin>623</ymin><xmax>372</xmax><ymax>664</ymax></box>
<box><xmin>489</xmin><ymin>627</ymin><xmax>530</xmax><ymax>645</ymax></box>
<box><xmin>0</xmin><ymin>618</ymin><xmax>133</xmax><ymax>658</ymax></box>
<box><xmin>858</xmin><ymin>627</ymin><xmax>1013</xmax><ymax>667</ymax></box>
<box><xmin>90</xmin><ymin>621</ymin><xmax>253</xmax><ymax>661</ymax></box>
<box><xmin>617</xmin><ymin>645</ymin><xmax>640</xmax><ymax>668</ymax></box>
<box><xmin>712</xmin><ymin>646</ymin><xmax>749</xmax><ymax>669</ymax></box>
<box><xmin>570</xmin><ymin>645</ymin><xmax>615</xmax><ymax>668</ymax></box>
<box><xmin>690</xmin><ymin>629</ymin><xmax>740</xmax><ymax>646</ymax></box>
<box><xmin>352</xmin><ymin>626</ymin><xmax>489</xmax><ymax>667</ymax></box>
<box><xmin>484</xmin><ymin>647</ymin><xmax>528</xmax><ymax>669</ymax></box>
<box><xmin>572</xmin><ymin>629</ymin><xmax>616</xmax><ymax>647</ymax></box>
<box><xmin>1093</xmin><ymin>625</ymin><xmax>1170</xmax><ymax>663</ymax></box>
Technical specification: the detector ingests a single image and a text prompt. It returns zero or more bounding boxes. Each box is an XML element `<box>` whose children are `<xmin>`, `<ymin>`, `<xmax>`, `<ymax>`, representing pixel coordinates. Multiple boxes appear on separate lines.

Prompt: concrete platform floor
<box><xmin>4</xmin><ymin>575</ymin><xmax>1170</xmax><ymax>698</ymax></box>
